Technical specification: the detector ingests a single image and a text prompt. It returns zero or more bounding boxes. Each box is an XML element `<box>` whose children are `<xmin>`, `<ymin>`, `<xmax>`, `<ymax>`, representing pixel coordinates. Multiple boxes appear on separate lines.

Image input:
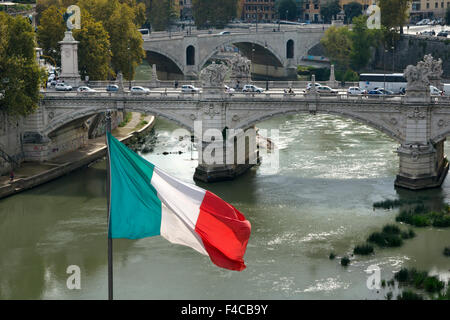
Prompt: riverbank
<box><xmin>0</xmin><ymin>113</ymin><xmax>155</xmax><ymax>200</ymax></box>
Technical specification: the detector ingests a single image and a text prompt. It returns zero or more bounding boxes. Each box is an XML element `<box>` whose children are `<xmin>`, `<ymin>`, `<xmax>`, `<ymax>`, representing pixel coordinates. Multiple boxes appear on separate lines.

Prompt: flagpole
<box><xmin>105</xmin><ymin>110</ymin><xmax>113</xmax><ymax>300</ymax></box>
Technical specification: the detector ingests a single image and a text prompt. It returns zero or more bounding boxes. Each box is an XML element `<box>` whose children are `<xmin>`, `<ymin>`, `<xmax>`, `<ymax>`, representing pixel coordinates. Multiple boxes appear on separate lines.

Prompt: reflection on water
<box><xmin>0</xmin><ymin>114</ymin><xmax>449</xmax><ymax>300</ymax></box>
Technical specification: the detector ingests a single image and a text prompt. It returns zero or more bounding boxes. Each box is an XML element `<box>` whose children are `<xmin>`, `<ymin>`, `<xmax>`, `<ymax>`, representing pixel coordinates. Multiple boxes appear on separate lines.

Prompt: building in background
<box><xmin>409</xmin><ymin>0</ymin><xmax>450</xmax><ymax>22</ymax></box>
<box><xmin>179</xmin><ymin>0</ymin><xmax>193</xmax><ymax>21</ymax></box>
<box><xmin>241</xmin><ymin>0</ymin><xmax>277</xmax><ymax>23</ymax></box>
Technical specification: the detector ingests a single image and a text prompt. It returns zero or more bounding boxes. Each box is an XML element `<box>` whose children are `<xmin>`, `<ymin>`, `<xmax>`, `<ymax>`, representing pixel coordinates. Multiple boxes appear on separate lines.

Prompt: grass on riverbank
<box><xmin>119</xmin><ymin>112</ymin><xmax>132</xmax><ymax>127</ymax></box>
<box><xmin>396</xmin><ymin>206</ymin><xmax>450</xmax><ymax>227</ymax></box>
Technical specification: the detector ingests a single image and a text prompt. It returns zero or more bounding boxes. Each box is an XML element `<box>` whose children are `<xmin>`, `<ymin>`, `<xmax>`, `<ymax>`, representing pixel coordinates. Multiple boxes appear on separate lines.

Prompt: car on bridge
<box><xmin>316</xmin><ymin>86</ymin><xmax>338</xmax><ymax>95</ymax></box>
<box><xmin>77</xmin><ymin>86</ymin><xmax>97</xmax><ymax>92</ymax></box>
<box><xmin>437</xmin><ymin>31</ymin><xmax>448</xmax><ymax>37</ymax></box>
<box><xmin>242</xmin><ymin>84</ymin><xmax>264</xmax><ymax>93</ymax></box>
<box><xmin>131</xmin><ymin>86</ymin><xmax>151</xmax><ymax>94</ymax></box>
<box><xmin>368</xmin><ymin>88</ymin><xmax>394</xmax><ymax>95</ymax></box>
<box><xmin>106</xmin><ymin>84</ymin><xmax>119</xmax><ymax>92</ymax></box>
<box><xmin>55</xmin><ymin>83</ymin><xmax>73</xmax><ymax>91</ymax></box>
<box><xmin>218</xmin><ymin>31</ymin><xmax>231</xmax><ymax>35</ymax></box>
<box><xmin>306</xmin><ymin>82</ymin><xmax>322</xmax><ymax>91</ymax></box>
<box><xmin>347</xmin><ymin>87</ymin><xmax>367</xmax><ymax>95</ymax></box>
<box><xmin>224</xmin><ymin>85</ymin><xmax>235</xmax><ymax>93</ymax></box>
<box><xmin>181</xmin><ymin>85</ymin><xmax>200</xmax><ymax>93</ymax></box>
<box><xmin>430</xmin><ymin>85</ymin><xmax>443</xmax><ymax>96</ymax></box>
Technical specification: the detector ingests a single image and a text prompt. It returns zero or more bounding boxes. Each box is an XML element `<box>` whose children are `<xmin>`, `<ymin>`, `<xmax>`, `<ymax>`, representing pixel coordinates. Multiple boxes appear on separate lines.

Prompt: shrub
<box><xmin>423</xmin><ymin>276</ymin><xmax>445</xmax><ymax>293</ymax></box>
<box><xmin>397</xmin><ymin>290</ymin><xmax>423</xmax><ymax>300</ymax></box>
<box><xmin>382</xmin><ymin>224</ymin><xmax>401</xmax><ymax>234</ymax></box>
<box><xmin>341</xmin><ymin>256</ymin><xmax>350</xmax><ymax>266</ymax></box>
<box><xmin>443</xmin><ymin>247</ymin><xmax>450</xmax><ymax>257</ymax></box>
<box><xmin>329</xmin><ymin>252</ymin><xmax>336</xmax><ymax>260</ymax></box>
<box><xmin>353</xmin><ymin>243</ymin><xmax>374</xmax><ymax>255</ymax></box>
<box><xmin>401</xmin><ymin>229</ymin><xmax>416</xmax><ymax>239</ymax></box>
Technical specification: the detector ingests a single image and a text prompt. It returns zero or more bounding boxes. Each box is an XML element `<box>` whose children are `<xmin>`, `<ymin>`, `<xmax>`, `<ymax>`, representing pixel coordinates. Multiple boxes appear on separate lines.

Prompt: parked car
<box><xmin>437</xmin><ymin>31</ymin><xmax>448</xmax><ymax>37</ymax></box>
<box><xmin>106</xmin><ymin>84</ymin><xmax>119</xmax><ymax>92</ymax></box>
<box><xmin>242</xmin><ymin>84</ymin><xmax>264</xmax><ymax>93</ymax></box>
<box><xmin>306</xmin><ymin>82</ymin><xmax>321</xmax><ymax>91</ymax></box>
<box><xmin>430</xmin><ymin>85</ymin><xmax>443</xmax><ymax>96</ymax></box>
<box><xmin>218</xmin><ymin>31</ymin><xmax>230</xmax><ymax>35</ymax></box>
<box><xmin>416</xmin><ymin>19</ymin><xmax>430</xmax><ymax>25</ymax></box>
<box><xmin>421</xmin><ymin>30</ymin><xmax>435</xmax><ymax>36</ymax></box>
<box><xmin>77</xmin><ymin>86</ymin><xmax>97</xmax><ymax>92</ymax></box>
<box><xmin>347</xmin><ymin>87</ymin><xmax>366</xmax><ymax>95</ymax></box>
<box><xmin>55</xmin><ymin>83</ymin><xmax>73</xmax><ymax>91</ymax></box>
<box><xmin>443</xmin><ymin>84</ymin><xmax>450</xmax><ymax>96</ymax></box>
<box><xmin>368</xmin><ymin>88</ymin><xmax>393</xmax><ymax>95</ymax></box>
<box><xmin>130</xmin><ymin>86</ymin><xmax>150</xmax><ymax>94</ymax></box>
<box><xmin>181</xmin><ymin>84</ymin><xmax>200</xmax><ymax>93</ymax></box>
<box><xmin>224</xmin><ymin>85</ymin><xmax>235</xmax><ymax>93</ymax></box>
<box><xmin>316</xmin><ymin>86</ymin><xmax>338</xmax><ymax>95</ymax></box>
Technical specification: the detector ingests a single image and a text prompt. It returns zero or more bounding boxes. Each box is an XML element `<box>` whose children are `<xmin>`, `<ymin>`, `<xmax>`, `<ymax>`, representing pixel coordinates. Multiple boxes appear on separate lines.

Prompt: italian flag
<box><xmin>107</xmin><ymin>133</ymin><xmax>251</xmax><ymax>271</ymax></box>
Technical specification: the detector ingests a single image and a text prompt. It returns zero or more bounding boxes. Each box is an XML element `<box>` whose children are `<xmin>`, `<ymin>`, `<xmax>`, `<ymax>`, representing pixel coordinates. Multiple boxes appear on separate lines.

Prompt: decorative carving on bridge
<box><xmin>404</xmin><ymin>54</ymin><xmax>442</xmax><ymax>99</ymax></box>
<box><xmin>200</xmin><ymin>61</ymin><xmax>230</xmax><ymax>88</ymax></box>
<box><xmin>407</xmin><ymin>107</ymin><xmax>426</xmax><ymax>120</ymax></box>
<box><xmin>203</xmin><ymin>103</ymin><xmax>221</xmax><ymax>118</ymax></box>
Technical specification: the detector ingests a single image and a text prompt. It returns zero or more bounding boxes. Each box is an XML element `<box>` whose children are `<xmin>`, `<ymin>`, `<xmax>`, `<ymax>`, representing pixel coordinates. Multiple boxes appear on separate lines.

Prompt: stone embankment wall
<box><xmin>0</xmin><ymin>111</ymin><xmax>123</xmax><ymax>174</ymax></box>
<box><xmin>371</xmin><ymin>35</ymin><xmax>450</xmax><ymax>78</ymax></box>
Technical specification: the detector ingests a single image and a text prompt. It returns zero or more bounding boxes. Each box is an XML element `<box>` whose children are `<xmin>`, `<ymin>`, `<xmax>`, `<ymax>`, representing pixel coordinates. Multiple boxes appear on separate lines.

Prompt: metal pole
<box><xmin>105</xmin><ymin>110</ymin><xmax>113</xmax><ymax>300</ymax></box>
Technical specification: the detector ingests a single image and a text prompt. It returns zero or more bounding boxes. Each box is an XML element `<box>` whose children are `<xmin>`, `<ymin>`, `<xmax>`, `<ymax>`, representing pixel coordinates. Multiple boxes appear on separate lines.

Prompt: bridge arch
<box><xmin>286</xmin><ymin>40</ymin><xmax>294</xmax><ymax>59</ymax></box>
<box><xmin>198</xmin><ymin>38</ymin><xmax>284</xmax><ymax>71</ymax></box>
<box><xmin>233</xmin><ymin>109</ymin><xmax>403</xmax><ymax>143</ymax></box>
<box><xmin>43</xmin><ymin>106</ymin><xmax>195</xmax><ymax>137</ymax></box>
<box><xmin>144</xmin><ymin>47</ymin><xmax>185</xmax><ymax>78</ymax></box>
<box><xmin>186</xmin><ymin>45</ymin><xmax>195</xmax><ymax>66</ymax></box>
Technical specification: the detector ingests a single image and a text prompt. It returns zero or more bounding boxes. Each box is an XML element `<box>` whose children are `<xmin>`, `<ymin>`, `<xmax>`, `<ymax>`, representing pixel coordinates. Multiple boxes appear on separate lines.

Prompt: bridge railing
<box><xmin>41</xmin><ymin>90</ymin><xmax>450</xmax><ymax>105</ymax></box>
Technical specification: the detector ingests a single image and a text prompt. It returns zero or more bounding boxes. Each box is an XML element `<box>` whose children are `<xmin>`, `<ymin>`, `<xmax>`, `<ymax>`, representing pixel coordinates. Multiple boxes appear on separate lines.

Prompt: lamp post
<box><xmin>265</xmin><ymin>42</ymin><xmax>269</xmax><ymax>90</ymax></box>
<box><xmin>392</xmin><ymin>46</ymin><xmax>395</xmax><ymax>72</ymax></box>
<box><xmin>383</xmin><ymin>46</ymin><xmax>387</xmax><ymax>90</ymax></box>
<box><xmin>256</xmin><ymin>8</ymin><xmax>259</xmax><ymax>32</ymax></box>
<box><xmin>127</xmin><ymin>46</ymin><xmax>132</xmax><ymax>90</ymax></box>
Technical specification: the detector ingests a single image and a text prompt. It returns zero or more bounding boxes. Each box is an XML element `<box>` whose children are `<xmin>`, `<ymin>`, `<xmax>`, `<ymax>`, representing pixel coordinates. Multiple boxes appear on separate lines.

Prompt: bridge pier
<box><xmin>395</xmin><ymin>140</ymin><xmax>449</xmax><ymax>190</ymax></box>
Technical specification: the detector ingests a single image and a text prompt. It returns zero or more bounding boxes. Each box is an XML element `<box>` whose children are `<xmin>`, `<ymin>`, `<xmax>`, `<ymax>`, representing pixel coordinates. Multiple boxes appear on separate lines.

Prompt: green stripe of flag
<box><xmin>107</xmin><ymin>133</ymin><xmax>162</xmax><ymax>239</ymax></box>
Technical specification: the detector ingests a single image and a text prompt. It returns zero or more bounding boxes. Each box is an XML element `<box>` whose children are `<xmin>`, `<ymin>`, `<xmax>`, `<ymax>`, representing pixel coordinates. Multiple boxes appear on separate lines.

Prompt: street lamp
<box><xmin>265</xmin><ymin>42</ymin><xmax>269</xmax><ymax>90</ymax></box>
<box><xmin>127</xmin><ymin>46</ymin><xmax>132</xmax><ymax>90</ymax></box>
<box><xmin>383</xmin><ymin>47</ymin><xmax>387</xmax><ymax>90</ymax></box>
<box><xmin>392</xmin><ymin>46</ymin><xmax>395</xmax><ymax>72</ymax></box>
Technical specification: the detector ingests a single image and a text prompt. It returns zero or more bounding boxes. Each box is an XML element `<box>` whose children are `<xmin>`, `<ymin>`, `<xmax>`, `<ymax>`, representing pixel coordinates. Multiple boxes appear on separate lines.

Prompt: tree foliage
<box><xmin>37</xmin><ymin>0</ymin><xmax>145</xmax><ymax>81</ymax></box>
<box><xmin>321</xmin><ymin>15</ymin><xmax>382</xmax><ymax>74</ymax></box>
<box><xmin>140</xmin><ymin>0</ymin><xmax>179</xmax><ymax>31</ymax></box>
<box><xmin>36</xmin><ymin>5</ymin><xmax>66</xmax><ymax>66</ymax></box>
<box><xmin>343</xmin><ymin>1</ymin><xmax>362</xmax><ymax>24</ymax></box>
<box><xmin>73</xmin><ymin>12</ymin><xmax>113</xmax><ymax>80</ymax></box>
<box><xmin>192</xmin><ymin>0</ymin><xmax>238</xmax><ymax>29</ymax></box>
<box><xmin>320</xmin><ymin>0</ymin><xmax>341</xmax><ymax>24</ymax></box>
<box><xmin>378</xmin><ymin>0</ymin><xmax>412</xmax><ymax>32</ymax></box>
<box><xmin>0</xmin><ymin>13</ymin><xmax>45</xmax><ymax>117</ymax></box>
<box><xmin>276</xmin><ymin>0</ymin><xmax>298</xmax><ymax>21</ymax></box>
<box><xmin>445</xmin><ymin>7</ymin><xmax>450</xmax><ymax>26</ymax></box>
<box><xmin>320</xmin><ymin>25</ymin><xmax>352</xmax><ymax>70</ymax></box>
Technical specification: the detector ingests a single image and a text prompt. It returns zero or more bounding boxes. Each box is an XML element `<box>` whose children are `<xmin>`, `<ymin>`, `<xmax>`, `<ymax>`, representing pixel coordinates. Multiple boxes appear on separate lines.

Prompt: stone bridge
<box><xmin>143</xmin><ymin>29</ymin><xmax>324</xmax><ymax>80</ymax></box>
<box><xmin>24</xmin><ymin>89</ymin><xmax>450</xmax><ymax>190</ymax></box>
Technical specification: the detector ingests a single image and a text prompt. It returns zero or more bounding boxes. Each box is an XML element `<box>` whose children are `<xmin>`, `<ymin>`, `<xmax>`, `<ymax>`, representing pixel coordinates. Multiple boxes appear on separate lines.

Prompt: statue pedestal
<box><xmin>58</xmin><ymin>31</ymin><xmax>81</xmax><ymax>87</ymax></box>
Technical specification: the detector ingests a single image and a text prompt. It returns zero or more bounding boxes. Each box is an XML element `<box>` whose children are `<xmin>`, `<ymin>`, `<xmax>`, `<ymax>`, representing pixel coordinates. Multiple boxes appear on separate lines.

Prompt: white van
<box><xmin>443</xmin><ymin>84</ymin><xmax>450</xmax><ymax>96</ymax></box>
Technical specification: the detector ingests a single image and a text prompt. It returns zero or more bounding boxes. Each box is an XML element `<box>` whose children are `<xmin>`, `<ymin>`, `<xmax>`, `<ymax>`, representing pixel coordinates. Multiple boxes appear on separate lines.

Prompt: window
<box><xmin>286</xmin><ymin>40</ymin><xmax>294</xmax><ymax>59</ymax></box>
<box><xmin>186</xmin><ymin>46</ymin><xmax>195</xmax><ymax>66</ymax></box>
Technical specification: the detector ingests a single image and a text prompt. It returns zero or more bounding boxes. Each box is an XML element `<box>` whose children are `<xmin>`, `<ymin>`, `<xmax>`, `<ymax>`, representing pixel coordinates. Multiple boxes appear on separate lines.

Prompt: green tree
<box><xmin>77</xmin><ymin>0</ymin><xmax>145</xmax><ymax>80</ymax></box>
<box><xmin>445</xmin><ymin>7</ymin><xmax>450</xmax><ymax>26</ymax></box>
<box><xmin>378</xmin><ymin>0</ymin><xmax>412</xmax><ymax>33</ymax></box>
<box><xmin>36</xmin><ymin>5</ymin><xmax>66</xmax><ymax>66</ymax></box>
<box><xmin>192</xmin><ymin>0</ymin><xmax>237</xmax><ymax>28</ymax></box>
<box><xmin>320</xmin><ymin>0</ymin><xmax>341</xmax><ymax>24</ymax></box>
<box><xmin>0</xmin><ymin>13</ymin><xmax>45</xmax><ymax>117</ymax></box>
<box><xmin>343</xmin><ymin>1</ymin><xmax>362</xmax><ymax>24</ymax></box>
<box><xmin>349</xmin><ymin>15</ymin><xmax>374</xmax><ymax>71</ymax></box>
<box><xmin>276</xmin><ymin>0</ymin><xmax>298</xmax><ymax>21</ymax></box>
<box><xmin>145</xmin><ymin>0</ymin><xmax>178</xmax><ymax>31</ymax></box>
<box><xmin>73</xmin><ymin>13</ymin><xmax>113</xmax><ymax>80</ymax></box>
<box><xmin>320</xmin><ymin>25</ymin><xmax>352</xmax><ymax>70</ymax></box>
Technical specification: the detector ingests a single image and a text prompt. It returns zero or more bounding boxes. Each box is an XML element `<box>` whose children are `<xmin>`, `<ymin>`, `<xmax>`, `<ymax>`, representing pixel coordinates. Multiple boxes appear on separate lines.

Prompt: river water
<box><xmin>0</xmin><ymin>114</ymin><xmax>449</xmax><ymax>300</ymax></box>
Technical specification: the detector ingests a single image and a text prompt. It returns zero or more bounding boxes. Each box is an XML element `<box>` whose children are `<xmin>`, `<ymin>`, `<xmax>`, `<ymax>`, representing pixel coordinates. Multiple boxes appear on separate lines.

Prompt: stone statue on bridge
<box><xmin>200</xmin><ymin>61</ymin><xmax>230</xmax><ymax>88</ymax></box>
<box><xmin>404</xmin><ymin>54</ymin><xmax>442</xmax><ymax>100</ymax></box>
<box><xmin>228</xmin><ymin>54</ymin><xmax>251</xmax><ymax>89</ymax></box>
